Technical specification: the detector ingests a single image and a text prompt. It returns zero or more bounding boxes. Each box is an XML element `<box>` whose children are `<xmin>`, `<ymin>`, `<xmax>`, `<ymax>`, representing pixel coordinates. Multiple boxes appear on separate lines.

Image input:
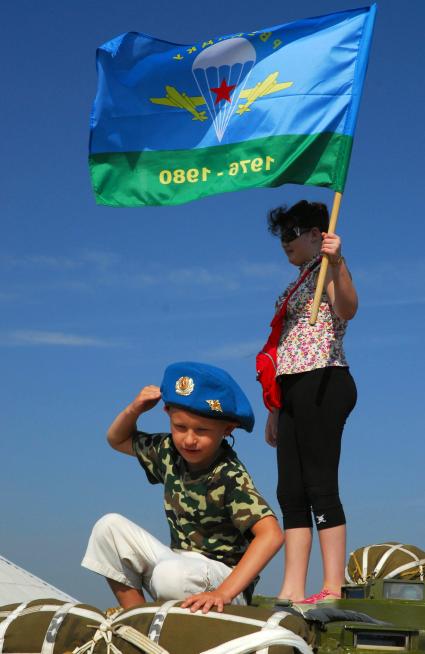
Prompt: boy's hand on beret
<box><xmin>129</xmin><ymin>385</ymin><xmax>162</xmax><ymax>416</ymax></box>
<box><xmin>181</xmin><ymin>589</ymin><xmax>232</xmax><ymax>614</ymax></box>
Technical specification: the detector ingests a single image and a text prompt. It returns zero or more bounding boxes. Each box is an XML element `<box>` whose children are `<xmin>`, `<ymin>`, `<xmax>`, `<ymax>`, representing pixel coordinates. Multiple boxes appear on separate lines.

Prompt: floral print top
<box><xmin>276</xmin><ymin>256</ymin><xmax>348</xmax><ymax>375</ymax></box>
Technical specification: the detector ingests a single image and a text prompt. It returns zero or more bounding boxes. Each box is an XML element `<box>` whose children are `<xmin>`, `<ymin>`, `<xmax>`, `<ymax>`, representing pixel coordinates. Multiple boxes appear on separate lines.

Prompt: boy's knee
<box><xmin>91</xmin><ymin>512</ymin><xmax>128</xmax><ymax>541</ymax></box>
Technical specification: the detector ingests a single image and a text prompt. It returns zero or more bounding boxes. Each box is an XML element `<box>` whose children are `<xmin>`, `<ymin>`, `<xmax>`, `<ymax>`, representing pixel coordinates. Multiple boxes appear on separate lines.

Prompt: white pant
<box><xmin>81</xmin><ymin>513</ymin><xmax>246</xmax><ymax>604</ymax></box>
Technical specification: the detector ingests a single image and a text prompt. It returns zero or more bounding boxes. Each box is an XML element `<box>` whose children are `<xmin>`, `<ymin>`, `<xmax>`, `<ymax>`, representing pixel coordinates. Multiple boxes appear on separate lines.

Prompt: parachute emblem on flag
<box><xmin>192</xmin><ymin>38</ymin><xmax>256</xmax><ymax>141</ymax></box>
<box><xmin>149</xmin><ymin>70</ymin><xmax>293</xmax><ymax>130</ymax></box>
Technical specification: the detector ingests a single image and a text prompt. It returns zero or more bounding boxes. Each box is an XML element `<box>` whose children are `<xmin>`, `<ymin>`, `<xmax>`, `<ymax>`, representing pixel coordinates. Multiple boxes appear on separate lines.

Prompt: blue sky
<box><xmin>2</xmin><ymin>0</ymin><xmax>424</xmax><ymax>608</ymax></box>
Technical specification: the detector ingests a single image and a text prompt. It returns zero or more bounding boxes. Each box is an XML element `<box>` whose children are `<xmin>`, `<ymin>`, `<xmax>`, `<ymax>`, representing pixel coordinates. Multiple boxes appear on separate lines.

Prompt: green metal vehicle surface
<box><xmin>254</xmin><ymin>579</ymin><xmax>425</xmax><ymax>654</ymax></box>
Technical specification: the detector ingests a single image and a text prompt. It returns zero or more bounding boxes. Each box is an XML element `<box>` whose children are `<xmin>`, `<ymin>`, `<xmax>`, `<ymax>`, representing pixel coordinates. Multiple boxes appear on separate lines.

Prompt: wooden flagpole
<box><xmin>309</xmin><ymin>191</ymin><xmax>343</xmax><ymax>325</ymax></box>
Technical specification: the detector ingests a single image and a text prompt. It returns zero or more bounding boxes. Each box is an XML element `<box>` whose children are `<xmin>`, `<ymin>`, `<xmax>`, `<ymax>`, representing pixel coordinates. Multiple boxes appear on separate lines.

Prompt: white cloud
<box><xmin>8</xmin><ymin>248</ymin><xmax>425</xmax><ymax>308</ymax></box>
<box><xmin>81</xmin><ymin>251</ymin><xmax>122</xmax><ymax>270</ymax></box>
<box><xmin>0</xmin><ymin>254</ymin><xmax>80</xmax><ymax>270</ymax></box>
<box><xmin>202</xmin><ymin>340</ymin><xmax>263</xmax><ymax>360</ymax></box>
<box><xmin>1</xmin><ymin>330</ymin><xmax>117</xmax><ymax>347</ymax></box>
<box><xmin>239</xmin><ymin>262</ymin><xmax>284</xmax><ymax>279</ymax></box>
<box><xmin>350</xmin><ymin>332</ymin><xmax>416</xmax><ymax>348</ymax></box>
<box><xmin>354</xmin><ymin>260</ymin><xmax>425</xmax><ymax>290</ymax></box>
<box><xmin>361</xmin><ymin>296</ymin><xmax>425</xmax><ymax>308</ymax></box>
<box><xmin>167</xmin><ymin>267</ymin><xmax>240</xmax><ymax>291</ymax></box>
<box><xmin>0</xmin><ymin>291</ymin><xmax>18</xmax><ymax>302</ymax></box>
<box><xmin>0</xmin><ymin>250</ymin><xmax>284</xmax><ymax>292</ymax></box>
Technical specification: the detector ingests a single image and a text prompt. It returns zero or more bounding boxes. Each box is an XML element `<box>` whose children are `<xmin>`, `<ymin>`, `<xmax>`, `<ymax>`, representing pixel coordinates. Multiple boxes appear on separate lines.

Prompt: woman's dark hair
<box><xmin>267</xmin><ymin>200</ymin><xmax>329</xmax><ymax>238</ymax></box>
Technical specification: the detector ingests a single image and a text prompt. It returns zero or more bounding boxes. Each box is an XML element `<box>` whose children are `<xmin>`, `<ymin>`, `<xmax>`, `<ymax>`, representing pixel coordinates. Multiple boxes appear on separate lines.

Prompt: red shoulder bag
<box><xmin>256</xmin><ymin>259</ymin><xmax>320</xmax><ymax>411</ymax></box>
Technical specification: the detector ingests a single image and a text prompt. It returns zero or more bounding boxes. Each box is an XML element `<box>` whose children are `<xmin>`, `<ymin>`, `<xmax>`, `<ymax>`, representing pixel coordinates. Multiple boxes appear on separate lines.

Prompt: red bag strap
<box><xmin>270</xmin><ymin>257</ymin><xmax>321</xmax><ymax>330</ymax></box>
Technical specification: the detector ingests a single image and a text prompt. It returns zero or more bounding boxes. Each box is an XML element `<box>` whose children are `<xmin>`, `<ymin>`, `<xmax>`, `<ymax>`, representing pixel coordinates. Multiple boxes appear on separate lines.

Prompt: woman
<box><xmin>265</xmin><ymin>200</ymin><xmax>358</xmax><ymax>603</ymax></box>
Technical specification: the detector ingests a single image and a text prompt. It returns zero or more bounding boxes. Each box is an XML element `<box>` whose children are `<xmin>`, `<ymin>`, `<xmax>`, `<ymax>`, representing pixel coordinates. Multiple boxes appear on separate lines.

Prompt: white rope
<box><xmin>0</xmin><ymin>604</ymin><xmax>102</xmax><ymax>622</ymax></box>
<box><xmin>0</xmin><ymin>603</ymin><xmax>62</xmax><ymax>618</ymax></box>
<box><xmin>41</xmin><ymin>602</ymin><xmax>76</xmax><ymax>654</ymax></box>
<box><xmin>0</xmin><ymin>602</ymin><xmax>27</xmax><ymax>653</ymax></box>
<box><xmin>257</xmin><ymin>612</ymin><xmax>291</xmax><ymax>654</ymax></box>
<box><xmin>72</xmin><ymin>613</ymin><xmax>123</xmax><ymax>654</ymax></box>
<box><xmin>69</xmin><ymin>607</ymin><xmax>105</xmax><ymax>621</ymax></box>
<box><xmin>115</xmin><ymin>606</ymin><xmax>266</xmax><ymax>629</ymax></box>
<box><xmin>362</xmin><ymin>545</ymin><xmax>371</xmax><ymax>582</ymax></box>
<box><xmin>114</xmin><ymin>625</ymin><xmax>170</xmax><ymax>654</ymax></box>
<box><xmin>373</xmin><ymin>543</ymin><xmax>404</xmax><ymax>576</ymax></box>
<box><xmin>344</xmin><ymin>562</ymin><xmax>351</xmax><ymax>583</ymax></box>
<box><xmin>198</xmin><ymin>625</ymin><xmax>314</xmax><ymax>654</ymax></box>
<box><xmin>147</xmin><ymin>600</ymin><xmax>180</xmax><ymax>643</ymax></box>
<box><xmin>263</xmin><ymin>611</ymin><xmax>291</xmax><ymax>628</ymax></box>
<box><xmin>115</xmin><ymin>606</ymin><xmax>159</xmax><ymax>620</ymax></box>
<box><xmin>384</xmin><ymin>558</ymin><xmax>425</xmax><ymax>579</ymax></box>
<box><xmin>71</xmin><ymin>611</ymin><xmax>170</xmax><ymax>654</ymax></box>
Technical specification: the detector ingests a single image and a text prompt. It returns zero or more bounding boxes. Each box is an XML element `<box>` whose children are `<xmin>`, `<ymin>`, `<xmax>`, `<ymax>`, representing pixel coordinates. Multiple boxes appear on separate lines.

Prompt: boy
<box><xmin>82</xmin><ymin>361</ymin><xmax>284</xmax><ymax>613</ymax></box>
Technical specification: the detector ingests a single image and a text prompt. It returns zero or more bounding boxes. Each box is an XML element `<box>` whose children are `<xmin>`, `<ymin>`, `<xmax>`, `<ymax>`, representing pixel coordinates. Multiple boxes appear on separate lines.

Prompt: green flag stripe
<box><xmin>89</xmin><ymin>132</ymin><xmax>353</xmax><ymax>207</ymax></box>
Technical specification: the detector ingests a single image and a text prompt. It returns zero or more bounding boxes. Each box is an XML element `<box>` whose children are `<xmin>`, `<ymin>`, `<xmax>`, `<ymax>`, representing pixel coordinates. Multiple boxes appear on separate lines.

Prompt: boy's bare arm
<box><xmin>181</xmin><ymin>515</ymin><xmax>284</xmax><ymax>613</ymax></box>
<box><xmin>107</xmin><ymin>385</ymin><xmax>162</xmax><ymax>456</ymax></box>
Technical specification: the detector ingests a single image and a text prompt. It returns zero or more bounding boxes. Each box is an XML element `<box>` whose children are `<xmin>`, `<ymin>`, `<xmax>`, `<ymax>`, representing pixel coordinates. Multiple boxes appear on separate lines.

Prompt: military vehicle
<box><xmin>306</xmin><ymin>579</ymin><xmax>424</xmax><ymax>654</ymax></box>
<box><xmin>254</xmin><ymin>578</ymin><xmax>425</xmax><ymax>654</ymax></box>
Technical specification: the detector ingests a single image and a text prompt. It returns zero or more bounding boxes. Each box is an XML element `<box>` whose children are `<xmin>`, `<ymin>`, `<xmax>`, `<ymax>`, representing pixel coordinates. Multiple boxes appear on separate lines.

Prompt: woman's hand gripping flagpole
<box><xmin>309</xmin><ymin>192</ymin><xmax>343</xmax><ymax>325</ymax></box>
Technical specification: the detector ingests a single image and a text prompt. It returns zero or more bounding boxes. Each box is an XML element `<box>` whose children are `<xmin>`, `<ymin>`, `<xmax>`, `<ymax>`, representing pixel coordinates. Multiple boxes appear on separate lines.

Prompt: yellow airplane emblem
<box><xmin>150</xmin><ymin>72</ymin><xmax>293</xmax><ymax>121</ymax></box>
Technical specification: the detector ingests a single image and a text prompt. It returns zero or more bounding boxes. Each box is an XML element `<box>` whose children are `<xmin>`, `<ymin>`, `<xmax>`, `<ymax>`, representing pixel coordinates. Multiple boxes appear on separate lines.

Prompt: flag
<box><xmin>89</xmin><ymin>5</ymin><xmax>376</xmax><ymax>207</ymax></box>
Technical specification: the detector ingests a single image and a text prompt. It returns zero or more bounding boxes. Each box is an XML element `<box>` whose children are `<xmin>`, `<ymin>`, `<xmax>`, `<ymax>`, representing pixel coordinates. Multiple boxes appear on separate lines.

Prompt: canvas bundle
<box><xmin>0</xmin><ymin>598</ymin><xmax>315</xmax><ymax>654</ymax></box>
<box><xmin>346</xmin><ymin>542</ymin><xmax>425</xmax><ymax>584</ymax></box>
<box><xmin>0</xmin><ymin>599</ymin><xmax>104</xmax><ymax>654</ymax></box>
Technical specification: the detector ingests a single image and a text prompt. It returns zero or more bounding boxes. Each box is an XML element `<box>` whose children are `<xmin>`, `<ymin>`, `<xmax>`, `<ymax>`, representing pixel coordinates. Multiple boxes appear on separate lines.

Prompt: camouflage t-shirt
<box><xmin>132</xmin><ymin>431</ymin><xmax>275</xmax><ymax>567</ymax></box>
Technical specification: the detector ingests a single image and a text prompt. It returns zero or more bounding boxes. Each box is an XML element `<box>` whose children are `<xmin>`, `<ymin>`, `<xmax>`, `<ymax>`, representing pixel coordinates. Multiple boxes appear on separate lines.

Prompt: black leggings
<box><xmin>276</xmin><ymin>367</ymin><xmax>357</xmax><ymax>531</ymax></box>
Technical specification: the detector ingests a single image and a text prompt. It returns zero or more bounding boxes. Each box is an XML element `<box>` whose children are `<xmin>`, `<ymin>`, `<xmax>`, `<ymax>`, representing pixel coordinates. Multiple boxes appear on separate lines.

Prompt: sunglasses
<box><xmin>280</xmin><ymin>226</ymin><xmax>312</xmax><ymax>244</ymax></box>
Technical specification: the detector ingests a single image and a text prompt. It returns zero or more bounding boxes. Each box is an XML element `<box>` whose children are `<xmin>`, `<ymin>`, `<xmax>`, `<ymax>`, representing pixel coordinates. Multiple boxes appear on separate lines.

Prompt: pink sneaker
<box><xmin>296</xmin><ymin>589</ymin><xmax>341</xmax><ymax>604</ymax></box>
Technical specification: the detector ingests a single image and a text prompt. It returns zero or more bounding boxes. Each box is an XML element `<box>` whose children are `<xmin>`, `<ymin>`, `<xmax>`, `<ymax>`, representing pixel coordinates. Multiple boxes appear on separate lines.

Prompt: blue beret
<box><xmin>160</xmin><ymin>361</ymin><xmax>255</xmax><ymax>433</ymax></box>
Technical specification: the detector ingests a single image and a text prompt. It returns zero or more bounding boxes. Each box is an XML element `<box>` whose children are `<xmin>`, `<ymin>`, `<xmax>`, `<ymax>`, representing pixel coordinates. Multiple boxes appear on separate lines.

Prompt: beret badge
<box><xmin>175</xmin><ymin>376</ymin><xmax>195</xmax><ymax>396</ymax></box>
<box><xmin>206</xmin><ymin>399</ymin><xmax>223</xmax><ymax>413</ymax></box>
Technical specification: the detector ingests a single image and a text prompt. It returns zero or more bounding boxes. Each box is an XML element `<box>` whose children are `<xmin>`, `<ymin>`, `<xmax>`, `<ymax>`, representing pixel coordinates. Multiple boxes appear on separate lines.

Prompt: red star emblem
<box><xmin>210</xmin><ymin>79</ymin><xmax>237</xmax><ymax>105</ymax></box>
